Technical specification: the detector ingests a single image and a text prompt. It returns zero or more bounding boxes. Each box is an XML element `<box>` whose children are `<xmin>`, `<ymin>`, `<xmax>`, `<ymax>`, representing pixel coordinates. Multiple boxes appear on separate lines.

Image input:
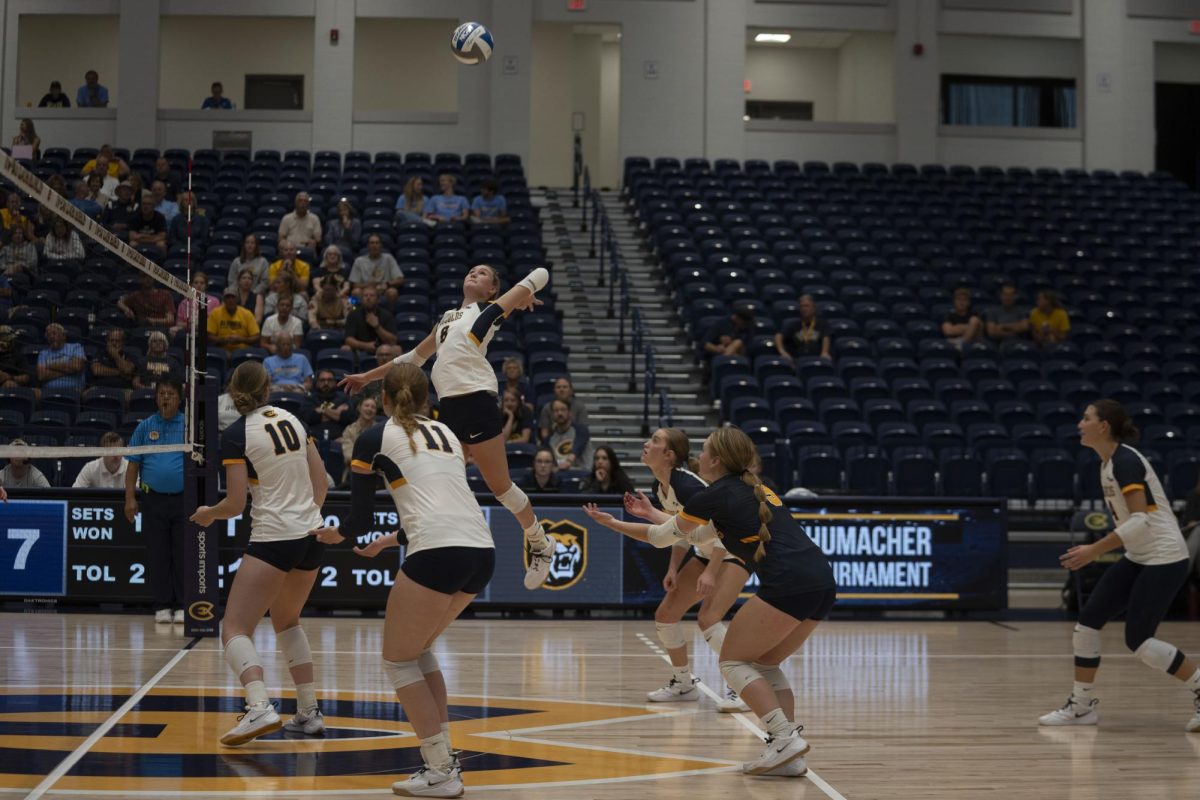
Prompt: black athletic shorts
<box><xmin>402</xmin><ymin>546</ymin><xmax>496</xmax><ymax>595</ymax></box>
<box><xmin>679</xmin><ymin>547</ymin><xmax>745</xmax><ymax>571</ymax></box>
<box><xmin>245</xmin><ymin>535</ymin><xmax>326</xmax><ymax>572</ymax></box>
<box><xmin>759</xmin><ymin>586</ymin><xmax>837</xmax><ymax>622</ymax></box>
<box><xmin>438</xmin><ymin>391</ymin><xmax>504</xmax><ymax>445</ymax></box>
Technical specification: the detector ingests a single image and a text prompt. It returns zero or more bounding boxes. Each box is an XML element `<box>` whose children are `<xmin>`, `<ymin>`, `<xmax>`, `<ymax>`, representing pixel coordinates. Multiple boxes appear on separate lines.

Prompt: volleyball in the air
<box><xmin>451</xmin><ymin>22</ymin><xmax>494</xmax><ymax>65</ymax></box>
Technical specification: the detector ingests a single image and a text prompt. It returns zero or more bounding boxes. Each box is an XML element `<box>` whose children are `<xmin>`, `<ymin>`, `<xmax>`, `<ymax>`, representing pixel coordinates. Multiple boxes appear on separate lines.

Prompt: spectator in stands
<box><xmin>315</xmin><ymin>246</ymin><xmax>349</xmax><ymax>295</ymax></box>
<box><xmin>985</xmin><ymin>283</ymin><xmax>1030</xmax><ymax>350</ymax></box>
<box><xmin>1</xmin><ymin>440</ymin><xmax>50</xmax><ymax>489</ymax></box>
<box><xmin>263</xmin><ymin>332</ymin><xmax>313</xmax><ymax>393</ymax></box>
<box><xmin>357</xmin><ymin>344</ymin><xmax>403</xmax><ymax>403</ymax></box>
<box><xmin>38</xmin><ymin>80</ymin><xmax>70</xmax><ymax>108</ymax></box>
<box><xmin>118</xmin><ymin>273</ymin><xmax>175</xmax><ymax>327</ymax></box>
<box><xmin>217</xmin><ymin>376</ymin><xmax>238</xmax><ymax>432</ymax></box>
<box><xmin>208</xmin><ymin>285</ymin><xmax>261</xmax><ymax>352</ymax></box>
<box><xmin>348</xmin><ymin>233</ymin><xmax>404</xmax><ymax>305</ymax></box>
<box><xmin>1030</xmin><ymin>289</ymin><xmax>1070</xmax><ymax>347</ymax></box>
<box><xmin>537</xmin><ymin>376</ymin><xmax>590</xmax><ymax>441</ymax></box>
<box><xmin>201</xmin><ymin>81</ymin><xmax>233</xmax><ymax>110</ymax></box>
<box><xmin>151</xmin><ymin>157</ymin><xmax>181</xmax><ymax>198</ymax></box>
<box><xmin>278</xmin><ymin>191</ymin><xmax>321</xmax><ymax>251</ymax></box>
<box><xmin>342</xmin><ymin>286</ymin><xmax>397</xmax><ymax>356</ymax></box>
<box><xmin>228</xmin><ymin>233</ymin><xmax>270</xmax><ymax>295</ymax></box>
<box><xmin>309</xmin><ymin>274</ymin><xmax>350</xmax><ymax>330</ymax></box>
<box><xmin>500</xmin><ymin>388</ymin><xmax>533</xmax><ymax>443</ymax></box>
<box><xmin>703</xmin><ymin>307</ymin><xmax>754</xmax><ymax>362</ymax></box>
<box><xmin>1</xmin><ymin>226</ymin><xmax>38</xmax><ymax>279</ymax></box>
<box><xmin>394</xmin><ymin>176</ymin><xmax>428</xmax><ymax>225</ymax></box>
<box><xmin>76</xmin><ymin>70</ymin><xmax>109</xmax><ymax>108</ymax></box>
<box><xmin>260</xmin><ymin>294</ymin><xmax>304</xmax><ymax>352</ymax></box>
<box><xmin>775</xmin><ymin>293</ymin><xmax>830</xmax><ymax>364</ymax></box>
<box><xmin>127</xmin><ymin>195</ymin><xmax>167</xmax><ymax>254</ymax></box>
<box><xmin>171</xmin><ymin>270</ymin><xmax>220</xmax><ymax>338</ymax></box>
<box><xmin>424</xmin><ymin>174</ymin><xmax>469</xmax><ymax>224</ymax></box>
<box><xmin>579</xmin><ymin>446</ymin><xmax>634</xmax><ymax>495</ymax></box>
<box><xmin>306</xmin><ymin>369</ymin><xmax>350</xmax><ymax>433</ymax></box>
<box><xmin>104</xmin><ymin>181</ymin><xmax>139</xmax><ymax>235</ymax></box>
<box><xmin>46</xmin><ymin>174</ymin><xmax>69</xmax><ymax>199</ymax></box>
<box><xmin>232</xmin><ymin>267</ymin><xmax>265</xmax><ymax>323</ymax></box>
<box><xmin>82</xmin><ymin>146</ymin><xmax>129</xmax><ymax>179</ymax></box>
<box><xmin>10</xmin><ymin>118</ymin><xmax>41</xmax><ymax>160</ymax></box>
<box><xmin>86</xmin><ymin>171</ymin><xmax>114</xmax><ymax>209</ymax></box>
<box><xmin>501</xmin><ymin>357</ymin><xmax>532</xmax><ymax>408</ymax></box>
<box><xmin>72</xmin><ymin>432</ymin><xmax>128</xmax><ymax>488</ymax></box>
<box><xmin>942</xmin><ymin>287</ymin><xmax>983</xmax><ymax>349</ymax></box>
<box><xmin>151</xmin><ymin>181</ymin><xmax>179</xmax><ymax>223</ymax></box>
<box><xmin>167</xmin><ymin>192</ymin><xmax>208</xmax><ymax>249</ymax></box>
<box><xmin>545</xmin><ymin>398</ymin><xmax>592</xmax><ymax>471</ymax></box>
<box><xmin>1</xmin><ymin>192</ymin><xmax>33</xmax><ymax>240</ymax></box>
<box><xmin>90</xmin><ymin>328</ymin><xmax>136</xmax><ymax>390</ymax></box>
<box><xmin>0</xmin><ymin>272</ymin><xmax>9</xmax><ymax>314</ymax></box>
<box><xmin>0</xmin><ymin>326</ymin><xmax>30</xmax><ymax>388</ymax></box>
<box><xmin>268</xmin><ymin>239</ymin><xmax>311</xmax><ymax>292</ymax></box>
<box><xmin>37</xmin><ymin>323</ymin><xmax>86</xmax><ymax>392</ymax></box>
<box><xmin>125</xmin><ymin>171</ymin><xmax>144</xmax><ymax>198</ymax></box>
<box><xmin>69</xmin><ymin>179</ymin><xmax>102</xmax><ymax>221</ymax></box>
<box><xmin>520</xmin><ymin>447</ymin><xmax>561</xmax><ymax>493</ymax></box>
<box><xmin>42</xmin><ymin>216</ymin><xmax>86</xmax><ymax>263</ymax></box>
<box><xmin>470</xmin><ymin>179</ymin><xmax>509</xmax><ymax>226</ymax></box>
<box><xmin>338</xmin><ymin>395</ymin><xmax>379</xmax><ymax>483</ymax></box>
<box><xmin>263</xmin><ymin>271</ymin><xmax>307</xmax><ymax>319</ymax></box>
<box><xmin>324</xmin><ymin>199</ymin><xmax>361</xmax><ymax>252</ymax></box>
<box><xmin>134</xmin><ymin>331</ymin><xmax>182</xmax><ymax>391</ymax></box>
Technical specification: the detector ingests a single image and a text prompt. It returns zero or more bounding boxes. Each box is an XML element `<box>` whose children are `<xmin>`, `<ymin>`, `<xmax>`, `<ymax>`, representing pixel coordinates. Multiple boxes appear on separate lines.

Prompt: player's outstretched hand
<box><xmin>623</xmin><ymin>491</ymin><xmax>654</xmax><ymax>519</ymax></box>
<box><xmin>309</xmin><ymin>526</ymin><xmax>345</xmax><ymax>545</ymax></box>
<box><xmin>1060</xmin><ymin>544</ymin><xmax>1097</xmax><ymax>571</ymax></box>
<box><xmin>582</xmin><ymin>503</ymin><xmax>615</xmax><ymax>526</ymax></box>
<box><xmin>338</xmin><ymin>372</ymin><xmax>371</xmax><ymax>395</ymax></box>
<box><xmin>353</xmin><ymin>531</ymin><xmax>401</xmax><ymax>558</ymax></box>
<box><xmin>189</xmin><ymin>506</ymin><xmax>218</xmax><ymax>527</ymax></box>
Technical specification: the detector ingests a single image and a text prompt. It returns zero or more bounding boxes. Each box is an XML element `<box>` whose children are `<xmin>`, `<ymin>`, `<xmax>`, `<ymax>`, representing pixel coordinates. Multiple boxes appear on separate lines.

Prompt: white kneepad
<box><xmin>655</xmin><ymin>622</ymin><xmax>687</xmax><ymax>651</ymax></box>
<box><xmin>496</xmin><ymin>483</ymin><xmax>530</xmax><ymax>515</ymax></box>
<box><xmin>383</xmin><ymin>657</ymin><xmax>425</xmax><ymax>689</ymax></box>
<box><xmin>1072</xmin><ymin>624</ymin><xmax>1102</xmax><ymax>664</ymax></box>
<box><xmin>418</xmin><ymin>648</ymin><xmax>440</xmax><ymax>675</ymax></box>
<box><xmin>277</xmin><ymin>625</ymin><xmax>313</xmax><ymax>669</ymax></box>
<box><xmin>224</xmin><ymin>635</ymin><xmax>263</xmax><ymax>677</ymax></box>
<box><xmin>720</xmin><ymin>660</ymin><xmax>763</xmax><ymax>694</ymax></box>
<box><xmin>752</xmin><ymin>662</ymin><xmax>789</xmax><ymax>693</ymax></box>
<box><xmin>1134</xmin><ymin>638</ymin><xmax>1178</xmax><ymax>672</ymax></box>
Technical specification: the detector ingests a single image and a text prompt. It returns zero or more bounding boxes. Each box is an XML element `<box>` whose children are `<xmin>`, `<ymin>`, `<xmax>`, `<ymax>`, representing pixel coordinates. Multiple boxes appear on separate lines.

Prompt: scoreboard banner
<box><xmin>0</xmin><ymin>492</ymin><xmax>1006</xmax><ymax>611</ymax></box>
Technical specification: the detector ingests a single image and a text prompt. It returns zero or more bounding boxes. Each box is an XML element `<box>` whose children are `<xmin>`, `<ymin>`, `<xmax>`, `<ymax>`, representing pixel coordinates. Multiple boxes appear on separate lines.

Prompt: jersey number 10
<box><xmin>264</xmin><ymin>420</ymin><xmax>303</xmax><ymax>455</ymax></box>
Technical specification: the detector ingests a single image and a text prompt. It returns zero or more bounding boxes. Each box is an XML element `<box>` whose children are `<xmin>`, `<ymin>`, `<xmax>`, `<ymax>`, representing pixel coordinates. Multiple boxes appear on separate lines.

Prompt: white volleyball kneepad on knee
<box><xmin>496</xmin><ymin>483</ymin><xmax>530</xmax><ymax>515</ymax></box>
<box><xmin>752</xmin><ymin>662</ymin><xmax>789</xmax><ymax>693</ymax></box>
<box><xmin>224</xmin><ymin>635</ymin><xmax>263</xmax><ymax>677</ymax></box>
<box><xmin>383</xmin><ymin>657</ymin><xmax>425</xmax><ymax>689</ymax></box>
<box><xmin>1134</xmin><ymin>638</ymin><xmax>1178</xmax><ymax>672</ymax></box>
<box><xmin>277</xmin><ymin>625</ymin><xmax>313</xmax><ymax>669</ymax></box>
<box><xmin>655</xmin><ymin>621</ymin><xmax>687</xmax><ymax>651</ymax></box>
<box><xmin>1072</xmin><ymin>624</ymin><xmax>1102</xmax><ymax>663</ymax></box>
<box><xmin>719</xmin><ymin>660</ymin><xmax>762</xmax><ymax>694</ymax></box>
<box><xmin>418</xmin><ymin>648</ymin><xmax>440</xmax><ymax>675</ymax></box>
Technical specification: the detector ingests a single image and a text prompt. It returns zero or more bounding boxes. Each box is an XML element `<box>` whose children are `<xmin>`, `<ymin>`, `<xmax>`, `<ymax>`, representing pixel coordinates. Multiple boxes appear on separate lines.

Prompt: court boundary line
<box><xmin>22</xmin><ymin>637</ymin><xmax>199</xmax><ymax>800</ymax></box>
<box><xmin>635</xmin><ymin>632</ymin><xmax>850</xmax><ymax>800</ymax></box>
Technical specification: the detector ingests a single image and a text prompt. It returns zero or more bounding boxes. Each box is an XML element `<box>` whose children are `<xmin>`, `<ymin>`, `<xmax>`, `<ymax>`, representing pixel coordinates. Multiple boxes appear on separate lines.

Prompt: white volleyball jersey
<box><xmin>1101</xmin><ymin>444</ymin><xmax>1189</xmax><ymax>566</ymax></box>
<box><xmin>654</xmin><ymin>467</ymin><xmax>729</xmax><ymax>560</ymax></box>
<box><xmin>424</xmin><ymin>301</ymin><xmax>508</xmax><ymax>399</ymax></box>
<box><xmin>350</xmin><ymin>415</ymin><xmax>493</xmax><ymax>555</ymax></box>
<box><xmin>220</xmin><ymin>406</ymin><xmax>324</xmax><ymax>543</ymax></box>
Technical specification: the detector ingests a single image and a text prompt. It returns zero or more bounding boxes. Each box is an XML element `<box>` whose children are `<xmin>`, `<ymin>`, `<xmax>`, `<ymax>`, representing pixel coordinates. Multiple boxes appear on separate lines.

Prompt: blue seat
<box><xmin>741</xmin><ymin>420</ymin><xmax>782</xmax><ymax>445</ymax></box>
<box><xmin>795</xmin><ymin>445</ymin><xmax>842</xmax><ymax>492</ymax></box>
<box><xmin>775</xmin><ymin>398</ymin><xmax>817</xmax><ymax>429</ymax></box>
<box><xmin>832</xmin><ymin>420</ymin><xmax>873</xmax><ymax>447</ymax></box>
<box><xmin>728</xmin><ymin>396</ymin><xmax>772</xmax><ymax>426</ymax></box>
<box><xmin>923</xmin><ymin>422</ymin><xmax>966</xmax><ymax>448</ymax></box>
<box><xmin>985</xmin><ymin>448</ymin><xmax>1030</xmax><ymax>500</ymax></box>
<box><xmin>710</xmin><ymin>355</ymin><xmax>752</xmax><ymax>390</ymax></box>
<box><xmin>762</xmin><ymin>375</ymin><xmax>804</xmax><ymax>406</ymax></box>
<box><xmin>1167</xmin><ymin>451</ymin><xmax>1200</xmax><ymax>498</ymax></box>
<box><xmin>877</xmin><ymin>421</ymin><xmax>920</xmax><ymax>451</ymax></box>
<box><xmin>1031</xmin><ymin>448</ymin><xmax>1076</xmax><ymax>501</ymax></box>
<box><xmin>863</xmin><ymin>399</ymin><xmax>905</xmax><ymax>427</ymax></box>
<box><xmin>906</xmin><ymin>399</ymin><xmax>948</xmax><ymax>428</ymax></box>
<box><xmin>74</xmin><ymin>410</ymin><xmax>118</xmax><ymax>431</ymax></box>
<box><xmin>844</xmin><ymin>446</ymin><xmax>889</xmax><ymax>495</ymax></box>
<box><xmin>939</xmin><ymin>448</ymin><xmax>983</xmax><ymax>496</ymax></box>
<box><xmin>506</xmin><ymin>443</ymin><xmax>536</xmax><ymax>470</ymax></box>
<box><xmin>316</xmin><ymin>348</ymin><xmax>357</xmax><ymax>373</ymax></box>
<box><xmin>893</xmin><ymin>447</ymin><xmax>937</xmax><ymax>496</ymax></box>
<box><xmin>719</xmin><ymin>375</ymin><xmax>761</xmax><ymax>410</ymax></box>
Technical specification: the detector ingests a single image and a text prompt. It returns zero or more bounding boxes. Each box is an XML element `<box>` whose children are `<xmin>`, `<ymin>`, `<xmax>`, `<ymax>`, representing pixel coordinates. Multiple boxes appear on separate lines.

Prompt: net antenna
<box><xmin>0</xmin><ymin>153</ymin><xmax>208</xmax><ymax>463</ymax></box>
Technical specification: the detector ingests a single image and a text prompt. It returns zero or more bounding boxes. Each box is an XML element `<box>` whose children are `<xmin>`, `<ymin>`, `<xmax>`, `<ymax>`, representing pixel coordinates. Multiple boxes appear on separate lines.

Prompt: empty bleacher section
<box><xmin>626</xmin><ymin>155</ymin><xmax>1200</xmax><ymax>502</ymax></box>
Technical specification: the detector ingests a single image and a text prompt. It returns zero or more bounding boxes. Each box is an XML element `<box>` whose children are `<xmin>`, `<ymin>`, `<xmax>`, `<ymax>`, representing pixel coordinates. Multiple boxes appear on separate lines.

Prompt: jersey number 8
<box><xmin>264</xmin><ymin>420</ymin><xmax>302</xmax><ymax>455</ymax></box>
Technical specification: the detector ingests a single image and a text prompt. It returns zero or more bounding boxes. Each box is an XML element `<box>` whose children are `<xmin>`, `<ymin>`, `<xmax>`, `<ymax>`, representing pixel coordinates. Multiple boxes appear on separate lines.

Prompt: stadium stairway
<box><xmin>539</xmin><ymin>188</ymin><xmax>717</xmax><ymax>488</ymax></box>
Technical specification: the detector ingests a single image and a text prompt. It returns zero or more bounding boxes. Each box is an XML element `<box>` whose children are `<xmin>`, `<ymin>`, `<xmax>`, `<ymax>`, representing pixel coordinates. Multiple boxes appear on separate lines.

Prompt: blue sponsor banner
<box><xmin>0</xmin><ymin>500</ymin><xmax>68</xmax><ymax>596</ymax></box>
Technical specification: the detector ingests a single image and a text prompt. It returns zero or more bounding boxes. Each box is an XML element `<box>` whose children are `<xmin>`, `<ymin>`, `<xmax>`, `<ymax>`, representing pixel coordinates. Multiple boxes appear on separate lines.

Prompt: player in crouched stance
<box><xmin>1040</xmin><ymin>400</ymin><xmax>1200</xmax><ymax>732</ymax></box>
<box><xmin>312</xmin><ymin>363</ymin><xmax>495</xmax><ymax>797</ymax></box>
<box><xmin>190</xmin><ymin>361</ymin><xmax>329</xmax><ymax>746</ymax></box>
<box><xmin>585</xmin><ymin>427</ymin><xmax>836</xmax><ymax>777</ymax></box>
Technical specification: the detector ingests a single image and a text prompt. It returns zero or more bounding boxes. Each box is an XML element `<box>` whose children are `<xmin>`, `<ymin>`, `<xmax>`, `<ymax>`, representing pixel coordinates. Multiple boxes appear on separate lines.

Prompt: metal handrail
<box><xmin>571</xmin><ymin>133</ymin><xmax>582</xmax><ymax>209</ymax></box>
<box><xmin>628</xmin><ymin>307</ymin><xmax>643</xmax><ymax>392</ymax></box>
<box><xmin>579</xmin><ymin>166</ymin><xmax>590</xmax><ymax>232</ymax></box>
<box><xmin>642</xmin><ymin>346</ymin><xmax>656</xmax><ymax>437</ymax></box>
<box><xmin>658</xmin><ymin>389</ymin><xmax>674</xmax><ymax>429</ymax></box>
<box><xmin>616</xmin><ymin>271</ymin><xmax>630</xmax><ymax>352</ymax></box>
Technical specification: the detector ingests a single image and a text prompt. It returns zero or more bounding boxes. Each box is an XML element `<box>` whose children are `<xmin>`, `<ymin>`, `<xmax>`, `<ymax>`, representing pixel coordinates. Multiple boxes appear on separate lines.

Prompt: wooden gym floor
<box><xmin>2</xmin><ymin>613</ymin><xmax>1199</xmax><ymax>799</ymax></box>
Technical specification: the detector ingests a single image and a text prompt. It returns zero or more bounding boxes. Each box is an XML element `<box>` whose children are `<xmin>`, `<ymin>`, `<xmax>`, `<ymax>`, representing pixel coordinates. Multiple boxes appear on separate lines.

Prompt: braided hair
<box><xmin>382</xmin><ymin>362</ymin><xmax>429</xmax><ymax>450</ymax></box>
<box><xmin>706</xmin><ymin>427</ymin><xmax>772</xmax><ymax>562</ymax></box>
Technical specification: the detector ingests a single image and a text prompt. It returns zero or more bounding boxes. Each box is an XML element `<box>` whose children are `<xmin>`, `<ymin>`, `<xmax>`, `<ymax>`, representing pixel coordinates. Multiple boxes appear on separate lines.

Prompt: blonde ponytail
<box><xmin>383</xmin><ymin>362</ymin><xmax>430</xmax><ymax>450</ymax></box>
<box><xmin>707</xmin><ymin>426</ymin><xmax>772</xmax><ymax>562</ymax></box>
<box><xmin>743</xmin><ymin>471</ymin><xmax>772</xmax><ymax>562</ymax></box>
<box><xmin>228</xmin><ymin>361</ymin><xmax>271</xmax><ymax>416</ymax></box>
